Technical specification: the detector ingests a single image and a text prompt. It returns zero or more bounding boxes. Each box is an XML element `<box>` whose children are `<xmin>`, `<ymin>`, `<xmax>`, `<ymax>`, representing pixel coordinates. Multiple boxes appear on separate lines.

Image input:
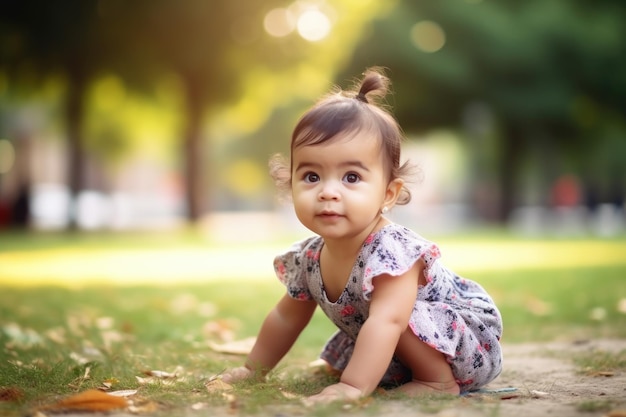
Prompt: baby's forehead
<box><xmin>292</xmin><ymin>132</ymin><xmax>385</xmax><ymax>168</ymax></box>
<box><xmin>294</xmin><ymin>125</ymin><xmax>383</xmax><ymax>148</ymax></box>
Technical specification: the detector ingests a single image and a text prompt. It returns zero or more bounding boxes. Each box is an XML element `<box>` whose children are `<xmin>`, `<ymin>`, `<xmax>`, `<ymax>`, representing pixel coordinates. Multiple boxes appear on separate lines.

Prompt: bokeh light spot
<box><xmin>297</xmin><ymin>9</ymin><xmax>331</xmax><ymax>42</ymax></box>
<box><xmin>410</xmin><ymin>20</ymin><xmax>446</xmax><ymax>53</ymax></box>
<box><xmin>264</xmin><ymin>8</ymin><xmax>295</xmax><ymax>38</ymax></box>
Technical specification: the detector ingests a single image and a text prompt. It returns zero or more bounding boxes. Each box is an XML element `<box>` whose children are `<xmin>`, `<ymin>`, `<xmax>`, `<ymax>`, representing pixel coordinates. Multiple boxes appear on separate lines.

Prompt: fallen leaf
<box><xmin>135</xmin><ymin>376</ymin><xmax>150</xmax><ymax>385</ymax></box>
<box><xmin>530</xmin><ymin>390</ymin><xmax>549</xmax><ymax>398</ymax></box>
<box><xmin>208</xmin><ymin>337</ymin><xmax>256</xmax><ymax>355</ymax></box>
<box><xmin>40</xmin><ymin>389</ymin><xmax>128</xmax><ymax>412</ymax></box>
<box><xmin>95</xmin><ymin>317</ymin><xmax>114</xmax><ymax>330</ymax></box>
<box><xmin>203</xmin><ymin>319</ymin><xmax>239</xmax><ymax>342</ymax></box>
<box><xmin>205</xmin><ymin>379</ymin><xmax>233</xmax><ymax>393</ymax></box>
<box><xmin>608</xmin><ymin>410</ymin><xmax>626</xmax><ymax>417</ymax></box>
<box><xmin>142</xmin><ymin>368</ymin><xmax>180</xmax><ymax>379</ymax></box>
<box><xmin>108</xmin><ymin>390</ymin><xmax>138</xmax><ymax>397</ymax></box>
<box><xmin>0</xmin><ymin>387</ymin><xmax>23</xmax><ymax>402</ymax></box>
<box><xmin>101</xmin><ymin>330</ymin><xmax>125</xmax><ymax>350</ymax></box>
<box><xmin>83</xmin><ymin>366</ymin><xmax>92</xmax><ymax>380</ymax></box>
<box><xmin>135</xmin><ymin>374</ymin><xmax>184</xmax><ymax>386</ymax></box>
<box><xmin>99</xmin><ymin>377</ymin><xmax>120</xmax><ymax>391</ymax></box>
<box><xmin>136</xmin><ymin>367</ymin><xmax>184</xmax><ymax>385</ymax></box>
<box><xmin>45</xmin><ymin>327</ymin><xmax>67</xmax><ymax>344</ymax></box>
<box><xmin>280</xmin><ymin>390</ymin><xmax>301</xmax><ymax>399</ymax></box>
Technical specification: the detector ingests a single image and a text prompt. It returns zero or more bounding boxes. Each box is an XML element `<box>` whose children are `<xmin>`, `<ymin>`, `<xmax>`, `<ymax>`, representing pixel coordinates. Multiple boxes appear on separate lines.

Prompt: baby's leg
<box><xmin>392</xmin><ymin>327</ymin><xmax>460</xmax><ymax>396</ymax></box>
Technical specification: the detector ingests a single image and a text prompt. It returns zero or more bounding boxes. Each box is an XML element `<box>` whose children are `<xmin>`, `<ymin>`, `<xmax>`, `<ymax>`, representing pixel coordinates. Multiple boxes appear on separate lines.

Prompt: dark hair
<box><xmin>270</xmin><ymin>67</ymin><xmax>414</xmax><ymax>205</ymax></box>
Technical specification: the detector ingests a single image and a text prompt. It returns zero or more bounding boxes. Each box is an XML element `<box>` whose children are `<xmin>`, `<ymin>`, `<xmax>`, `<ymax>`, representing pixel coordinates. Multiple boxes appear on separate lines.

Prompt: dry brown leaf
<box><xmin>40</xmin><ymin>389</ymin><xmax>128</xmax><ymax>412</ymax></box>
<box><xmin>136</xmin><ymin>368</ymin><xmax>183</xmax><ymax>385</ymax></box>
<box><xmin>45</xmin><ymin>327</ymin><xmax>67</xmax><ymax>344</ymax></box>
<box><xmin>0</xmin><ymin>387</ymin><xmax>23</xmax><ymax>402</ymax></box>
<box><xmin>142</xmin><ymin>369</ymin><xmax>179</xmax><ymax>379</ymax></box>
<box><xmin>279</xmin><ymin>390</ymin><xmax>300</xmax><ymax>399</ymax></box>
<box><xmin>208</xmin><ymin>337</ymin><xmax>256</xmax><ymax>355</ymax></box>
<box><xmin>203</xmin><ymin>319</ymin><xmax>239</xmax><ymax>342</ymax></box>
<box><xmin>135</xmin><ymin>376</ymin><xmax>150</xmax><ymax>385</ymax></box>
<box><xmin>99</xmin><ymin>377</ymin><xmax>120</xmax><ymax>391</ymax></box>
<box><xmin>608</xmin><ymin>411</ymin><xmax>626</xmax><ymax>417</ymax></box>
<box><xmin>205</xmin><ymin>379</ymin><xmax>233</xmax><ymax>392</ymax></box>
<box><xmin>108</xmin><ymin>389</ymin><xmax>138</xmax><ymax>397</ymax></box>
<box><xmin>135</xmin><ymin>375</ymin><xmax>183</xmax><ymax>386</ymax></box>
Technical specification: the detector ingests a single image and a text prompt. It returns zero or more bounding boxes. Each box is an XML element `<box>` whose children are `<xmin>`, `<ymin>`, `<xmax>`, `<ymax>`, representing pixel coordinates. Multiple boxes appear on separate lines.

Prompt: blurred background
<box><xmin>0</xmin><ymin>0</ymin><xmax>625</xmax><ymax>238</ymax></box>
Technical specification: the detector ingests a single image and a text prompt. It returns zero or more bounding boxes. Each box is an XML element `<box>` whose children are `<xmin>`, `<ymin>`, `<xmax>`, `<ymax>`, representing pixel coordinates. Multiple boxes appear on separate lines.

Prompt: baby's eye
<box><xmin>343</xmin><ymin>172</ymin><xmax>361</xmax><ymax>184</ymax></box>
<box><xmin>304</xmin><ymin>172</ymin><xmax>320</xmax><ymax>183</ymax></box>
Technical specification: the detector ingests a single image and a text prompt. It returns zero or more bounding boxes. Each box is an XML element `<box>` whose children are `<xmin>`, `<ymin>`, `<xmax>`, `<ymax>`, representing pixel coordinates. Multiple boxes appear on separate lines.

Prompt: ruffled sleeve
<box><xmin>361</xmin><ymin>225</ymin><xmax>441</xmax><ymax>300</ymax></box>
<box><xmin>273</xmin><ymin>237</ymin><xmax>320</xmax><ymax>301</ymax></box>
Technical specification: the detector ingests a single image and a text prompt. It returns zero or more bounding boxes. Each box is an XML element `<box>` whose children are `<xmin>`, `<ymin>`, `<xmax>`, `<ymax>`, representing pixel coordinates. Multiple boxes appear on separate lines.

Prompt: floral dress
<box><xmin>273</xmin><ymin>223</ymin><xmax>503</xmax><ymax>393</ymax></box>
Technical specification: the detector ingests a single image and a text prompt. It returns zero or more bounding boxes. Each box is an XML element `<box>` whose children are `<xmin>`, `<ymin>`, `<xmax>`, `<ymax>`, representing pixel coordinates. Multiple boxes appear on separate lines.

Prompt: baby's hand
<box><xmin>302</xmin><ymin>382</ymin><xmax>363</xmax><ymax>406</ymax></box>
<box><xmin>220</xmin><ymin>366</ymin><xmax>257</xmax><ymax>384</ymax></box>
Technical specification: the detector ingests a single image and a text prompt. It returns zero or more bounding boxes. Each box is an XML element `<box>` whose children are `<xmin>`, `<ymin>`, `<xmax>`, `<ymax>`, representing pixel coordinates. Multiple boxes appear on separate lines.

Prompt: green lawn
<box><xmin>1</xmin><ymin>229</ymin><xmax>625</xmax><ymax>415</ymax></box>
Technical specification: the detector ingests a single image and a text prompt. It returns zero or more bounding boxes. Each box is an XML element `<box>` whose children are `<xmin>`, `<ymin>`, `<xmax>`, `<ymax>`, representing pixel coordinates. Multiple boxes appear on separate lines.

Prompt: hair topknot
<box><xmin>353</xmin><ymin>67</ymin><xmax>390</xmax><ymax>104</ymax></box>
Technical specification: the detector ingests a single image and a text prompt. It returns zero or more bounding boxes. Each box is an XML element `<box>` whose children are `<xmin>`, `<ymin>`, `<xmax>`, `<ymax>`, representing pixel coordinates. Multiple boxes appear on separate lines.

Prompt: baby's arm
<box><xmin>222</xmin><ymin>293</ymin><xmax>317</xmax><ymax>383</ymax></box>
<box><xmin>306</xmin><ymin>262</ymin><xmax>421</xmax><ymax>404</ymax></box>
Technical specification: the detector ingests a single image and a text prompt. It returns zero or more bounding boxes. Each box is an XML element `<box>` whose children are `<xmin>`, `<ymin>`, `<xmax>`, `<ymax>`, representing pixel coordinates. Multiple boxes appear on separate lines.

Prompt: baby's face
<box><xmin>290</xmin><ymin>131</ymin><xmax>390</xmax><ymax>243</ymax></box>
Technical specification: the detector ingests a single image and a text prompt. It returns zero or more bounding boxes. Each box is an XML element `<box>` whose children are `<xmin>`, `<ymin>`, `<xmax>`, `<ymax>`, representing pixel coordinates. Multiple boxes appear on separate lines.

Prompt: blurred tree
<box><xmin>1</xmin><ymin>0</ymin><xmax>391</xmax><ymax>224</ymax></box>
<box><xmin>337</xmin><ymin>0</ymin><xmax>626</xmax><ymax>221</ymax></box>
<box><xmin>0</xmin><ymin>0</ymin><xmax>136</xmax><ymax>228</ymax></box>
<box><xmin>125</xmin><ymin>0</ymin><xmax>393</xmax><ymax>219</ymax></box>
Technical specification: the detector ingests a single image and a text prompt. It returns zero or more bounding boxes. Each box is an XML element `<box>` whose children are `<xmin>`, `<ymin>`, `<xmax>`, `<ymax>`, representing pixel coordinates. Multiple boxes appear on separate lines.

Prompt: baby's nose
<box><xmin>318</xmin><ymin>181</ymin><xmax>341</xmax><ymax>200</ymax></box>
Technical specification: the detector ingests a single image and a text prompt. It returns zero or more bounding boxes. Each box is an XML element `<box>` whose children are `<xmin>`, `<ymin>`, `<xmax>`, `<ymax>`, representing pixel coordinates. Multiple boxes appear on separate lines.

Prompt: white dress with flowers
<box><xmin>273</xmin><ymin>223</ymin><xmax>503</xmax><ymax>393</ymax></box>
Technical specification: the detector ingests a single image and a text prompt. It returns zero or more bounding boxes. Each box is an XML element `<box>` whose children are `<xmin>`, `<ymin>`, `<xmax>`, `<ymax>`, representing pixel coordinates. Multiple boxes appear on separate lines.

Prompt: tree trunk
<box><xmin>65</xmin><ymin>69</ymin><xmax>86</xmax><ymax>230</ymax></box>
<box><xmin>496</xmin><ymin>123</ymin><xmax>525</xmax><ymax>223</ymax></box>
<box><xmin>182</xmin><ymin>75</ymin><xmax>206</xmax><ymax>222</ymax></box>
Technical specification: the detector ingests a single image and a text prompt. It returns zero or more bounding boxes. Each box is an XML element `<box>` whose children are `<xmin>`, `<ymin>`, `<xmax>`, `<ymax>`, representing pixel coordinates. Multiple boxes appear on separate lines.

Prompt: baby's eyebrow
<box><xmin>294</xmin><ymin>160</ymin><xmax>370</xmax><ymax>172</ymax></box>
<box><xmin>294</xmin><ymin>161</ymin><xmax>320</xmax><ymax>172</ymax></box>
<box><xmin>340</xmin><ymin>160</ymin><xmax>370</xmax><ymax>172</ymax></box>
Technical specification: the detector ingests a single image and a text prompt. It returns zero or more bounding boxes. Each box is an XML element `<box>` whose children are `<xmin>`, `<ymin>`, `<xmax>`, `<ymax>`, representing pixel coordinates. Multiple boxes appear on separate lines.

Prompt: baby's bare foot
<box><xmin>393</xmin><ymin>379</ymin><xmax>460</xmax><ymax>396</ymax></box>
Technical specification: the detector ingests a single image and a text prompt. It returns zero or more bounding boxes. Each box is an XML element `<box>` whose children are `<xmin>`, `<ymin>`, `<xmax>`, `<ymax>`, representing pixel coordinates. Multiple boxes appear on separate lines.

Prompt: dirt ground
<box><xmin>208</xmin><ymin>339</ymin><xmax>626</xmax><ymax>417</ymax></box>
<box><xmin>466</xmin><ymin>339</ymin><xmax>626</xmax><ymax>417</ymax></box>
<box><xmin>44</xmin><ymin>339</ymin><xmax>626</xmax><ymax>417</ymax></box>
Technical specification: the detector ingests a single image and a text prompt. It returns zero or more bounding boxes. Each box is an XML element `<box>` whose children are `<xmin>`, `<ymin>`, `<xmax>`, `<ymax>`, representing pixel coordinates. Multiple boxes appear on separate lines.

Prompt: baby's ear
<box><xmin>384</xmin><ymin>178</ymin><xmax>404</xmax><ymax>208</ymax></box>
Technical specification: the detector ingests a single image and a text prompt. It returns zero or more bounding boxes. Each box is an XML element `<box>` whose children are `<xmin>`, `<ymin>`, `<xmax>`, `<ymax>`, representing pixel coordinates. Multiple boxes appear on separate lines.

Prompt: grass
<box><xmin>574</xmin><ymin>349</ymin><xmax>626</xmax><ymax>375</ymax></box>
<box><xmin>1</xmin><ymin>229</ymin><xmax>626</xmax><ymax>415</ymax></box>
<box><xmin>576</xmin><ymin>399</ymin><xmax>614</xmax><ymax>413</ymax></box>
